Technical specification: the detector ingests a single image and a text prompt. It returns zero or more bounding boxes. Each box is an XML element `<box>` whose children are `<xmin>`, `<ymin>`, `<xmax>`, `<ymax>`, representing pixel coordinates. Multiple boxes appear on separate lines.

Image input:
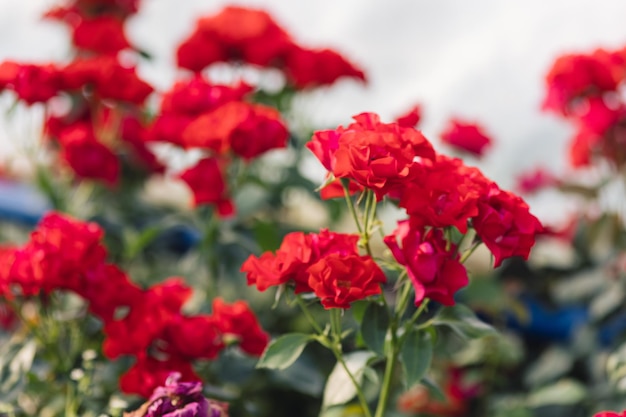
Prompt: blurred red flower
<box><xmin>440</xmin><ymin>119</ymin><xmax>493</xmax><ymax>157</ymax></box>
<box><xmin>177</xmin><ymin>157</ymin><xmax>234</xmax><ymax>216</ymax></box>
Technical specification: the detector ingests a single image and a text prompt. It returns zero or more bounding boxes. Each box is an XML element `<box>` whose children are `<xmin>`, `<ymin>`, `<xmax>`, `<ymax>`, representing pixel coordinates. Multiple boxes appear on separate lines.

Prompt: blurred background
<box><xmin>2</xmin><ymin>0</ymin><xmax>626</xmax><ymax>224</ymax></box>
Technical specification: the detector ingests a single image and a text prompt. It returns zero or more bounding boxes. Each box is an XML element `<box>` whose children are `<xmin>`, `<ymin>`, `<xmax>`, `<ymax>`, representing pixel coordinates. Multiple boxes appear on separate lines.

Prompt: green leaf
<box><xmin>400</xmin><ymin>330</ymin><xmax>433</xmax><ymax>388</ymax></box>
<box><xmin>0</xmin><ymin>339</ymin><xmax>37</xmax><ymax>400</ymax></box>
<box><xmin>253</xmin><ymin>219</ymin><xmax>282</xmax><ymax>252</ymax></box>
<box><xmin>256</xmin><ymin>333</ymin><xmax>313</xmax><ymax>370</ymax></box>
<box><xmin>421</xmin><ymin>377</ymin><xmax>447</xmax><ymax>402</ymax></box>
<box><xmin>432</xmin><ymin>304</ymin><xmax>495</xmax><ymax>340</ymax></box>
<box><xmin>360</xmin><ymin>302</ymin><xmax>389</xmax><ymax>356</ymax></box>
<box><xmin>124</xmin><ymin>226</ymin><xmax>161</xmax><ymax>260</ymax></box>
<box><xmin>323</xmin><ymin>351</ymin><xmax>375</xmax><ymax>408</ymax></box>
<box><xmin>526</xmin><ymin>379</ymin><xmax>587</xmax><ymax>407</ymax></box>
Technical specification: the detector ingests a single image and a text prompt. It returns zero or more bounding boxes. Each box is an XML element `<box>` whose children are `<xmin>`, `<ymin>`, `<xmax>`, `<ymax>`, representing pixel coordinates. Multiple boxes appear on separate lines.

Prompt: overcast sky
<box><xmin>1</xmin><ymin>0</ymin><xmax>626</xmax><ymax>223</ymax></box>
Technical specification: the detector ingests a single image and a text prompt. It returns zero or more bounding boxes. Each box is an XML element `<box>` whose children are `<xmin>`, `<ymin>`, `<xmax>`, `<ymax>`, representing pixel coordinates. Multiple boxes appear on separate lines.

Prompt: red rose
<box><xmin>242</xmin><ymin>230</ymin><xmax>359</xmax><ymax>293</ymax></box>
<box><xmin>164</xmin><ymin>315</ymin><xmax>225</xmax><ymax>360</ymax></box>
<box><xmin>593</xmin><ymin>412</ymin><xmax>626</xmax><ymax>417</ymax></box>
<box><xmin>71</xmin><ymin>15</ymin><xmax>130</xmax><ymax>54</ymax></box>
<box><xmin>177</xmin><ymin>157</ymin><xmax>234</xmax><ymax>216</ymax></box>
<box><xmin>61</xmin><ymin>136</ymin><xmax>120</xmax><ymax>185</ymax></box>
<box><xmin>119</xmin><ymin>352</ymin><xmax>201</xmax><ymax>398</ymax></box>
<box><xmin>309</xmin><ymin>112</ymin><xmax>435</xmax><ymax>199</ymax></box>
<box><xmin>384</xmin><ymin>222</ymin><xmax>468</xmax><ymax>306</ymax></box>
<box><xmin>394</xmin><ymin>104</ymin><xmax>422</xmax><ymax>128</ymax></box>
<box><xmin>307</xmin><ymin>253</ymin><xmax>386</xmax><ymax>309</ymax></box>
<box><xmin>176</xmin><ymin>6</ymin><xmax>294</xmax><ymax>72</ymax></box>
<box><xmin>472</xmin><ymin>187</ymin><xmax>543</xmax><ymax>267</ymax></box>
<box><xmin>212</xmin><ymin>298</ymin><xmax>269</xmax><ymax>356</ymax></box>
<box><xmin>398</xmin><ymin>156</ymin><xmax>489</xmax><ymax>233</ymax></box>
<box><xmin>181</xmin><ymin>101</ymin><xmax>288</xmax><ymax>159</ymax></box>
<box><xmin>103</xmin><ymin>277</ymin><xmax>192</xmax><ymax>358</ymax></box>
<box><xmin>440</xmin><ymin>119</ymin><xmax>493</xmax><ymax>157</ymax></box>
<box><xmin>542</xmin><ymin>51</ymin><xmax>618</xmax><ymax>116</ymax></box>
<box><xmin>284</xmin><ymin>46</ymin><xmax>366</xmax><ymax>89</ymax></box>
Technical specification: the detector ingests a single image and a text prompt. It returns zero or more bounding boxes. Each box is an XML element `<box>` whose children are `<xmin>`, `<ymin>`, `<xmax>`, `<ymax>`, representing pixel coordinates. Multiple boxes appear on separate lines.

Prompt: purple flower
<box><xmin>124</xmin><ymin>373</ymin><xmax>228</xmax><ymax>417</ymax></box>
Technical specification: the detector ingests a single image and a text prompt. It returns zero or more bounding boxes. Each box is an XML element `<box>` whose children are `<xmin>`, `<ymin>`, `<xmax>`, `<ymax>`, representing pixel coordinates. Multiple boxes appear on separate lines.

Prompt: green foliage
<box><xmin>432</xmin><ymin>304</ymin><xmax>496</xmax><ymax>340</ymax></box>
<box><xmin>257</xmin><ymin>333</ymin><xmax>314</xmax><ymax>370</ymax></box>
<box><xmin>360</xmin><ymin>302</ymin><xmax>390</xmax><ymax>357</ymax></box>
<box><xmin>400</xmin><ymin>330</ymin><xmax>433</xmax><ymax>389</ymax></box>
<box><xmin>322</xmin><ymin>351</ymin><xmax>375</xmax><ymax>409</ymax></box>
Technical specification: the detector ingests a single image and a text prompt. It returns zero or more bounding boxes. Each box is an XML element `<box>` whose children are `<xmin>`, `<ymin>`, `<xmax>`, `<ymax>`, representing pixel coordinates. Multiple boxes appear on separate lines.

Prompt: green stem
<box><xmin>342</xmin><ymin>180</ymin><xmax>363</xmax><ymax>235</ymax></box>
<box><xmin>374</xmin><ymin>345</ymin><xmax>397</xmax><ymax>417</ymax></box>
<box><xmin>328</xmin><ymin>308</ymin><xmax>373</xmax><ymax>417</ymax></box>
<box><xmin>375</xmin><ymin>298</ymin><xmax>430</xmax><ymax>417</ymax></box>
<box><xmin>400</xmin><ymin>299</ymin><xmax>430</xmax><ymax>345</ymax></box>
<box><xmin>200</xmin><ymin>207</ymin><xmax>220</xmax><ymax>300</ymax></box>
<box><xmin>459</xmin><ymin>241</ymin><xmax>481</xmax><ymax>264</ymax></box>
<box><xmin>394</xmin><ymin>272</ymin><xmax>411</xmax><ymax>315</ymax></box>
<box><xmin>295</xmin><ymin>295</ymin><xmax>323</xmax><ymax>334</ymax></box>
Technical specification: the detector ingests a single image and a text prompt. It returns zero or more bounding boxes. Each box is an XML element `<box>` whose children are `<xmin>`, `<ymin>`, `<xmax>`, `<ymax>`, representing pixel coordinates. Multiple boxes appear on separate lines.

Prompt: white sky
<box><xmin>1</xmin><ymin>0</ymin><xmax>626</xmax><ymax>223</ymax></box>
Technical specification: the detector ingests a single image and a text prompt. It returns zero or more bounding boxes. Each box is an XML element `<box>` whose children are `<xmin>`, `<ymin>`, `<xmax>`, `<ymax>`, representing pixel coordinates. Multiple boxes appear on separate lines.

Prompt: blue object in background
<box><xmin>0</xmin><ymin>179</ymin><xmax>50</xmax><ymax>226</ymax></box>
<box><xmin>505</xmin><ymin>294</ymin><xmax>589</xmax><ymax>343</ymax></box>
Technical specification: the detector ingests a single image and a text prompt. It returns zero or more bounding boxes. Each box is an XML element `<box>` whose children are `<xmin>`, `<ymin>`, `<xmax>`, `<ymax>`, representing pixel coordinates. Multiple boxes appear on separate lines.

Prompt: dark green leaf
<box><xmin>432</xmin><ymin>304</ymin><xmax>495</xmax><ymax>339</ymax></box>
<box><xmin>400</xmin><ymin>330</ymin><xmax>432</xmax><ymax>388</ymax></box>
<box><xmin>256</xmin><ymin>333</ymin><xmax>313</xmax><ymax>370</ymax></box>
<box><xmin>361</xmin><ymin>302</ymin><xmax>389</xmax><ymax>356</ymax></box>
<box><xmin>253</xmin><ymin>219</ymin><xmax>282</xmax><ymax>252</ymax></box>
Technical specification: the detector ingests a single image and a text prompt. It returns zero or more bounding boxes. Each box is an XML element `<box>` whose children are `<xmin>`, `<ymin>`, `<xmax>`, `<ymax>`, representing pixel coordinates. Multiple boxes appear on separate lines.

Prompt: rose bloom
<box><xmin>307</xmin><ymin>253</ymin><xmax>386</xmax><ymax>309</ymax></box>
<box><xmin>394</xmin><ymin>104</ymin><xmax>422</xmax><ymax>128</ymax></box>
<box><xmin>177</xmin><ymin>157</ymin><xmax>234</xmax><ymax>216</ymax></box>
<box><xmin>593</xmin><ymin>412</ymin><xmax>626</xmax><ymax>417</ymax></box>
<box><xmin>515</xmin><ymin>166</ymin><xmax>559</xmax><ymax>194</ymax></box>
<box><xmin>439</xmin><ymin>119</ymin><xmax>493</xmax><ymax>157</ymax></box>
<box><xmin>124</xmin><ymin>372</ymin><xmax>228</xmax><ymax>417</ymax></box>
<box><xmin>283</xmin><ymin>45</ymin><xmax>366</xmax><ymax>89</ymax></box>
<box><xmin>212</xmin><ymin>298</ymin><xmax>269</xmax><ymax>356</ymax></box>
<box><xmin>384</xmin><ymin>221</ymin><xmax>468</xmax><ymax>306</ymax></box>
<box><xmin>181</xmin><ymin>101</ymin><xmax>288</xmax><ymax>159</ymax></box>
<box><xmin>473</xmin><ymin>186</ymin><xmax>543</xmax><ymax>267</ymax></box>
<box><xmin>241</xmin><ymin>229</ymin><xmax>359</xmax><ymax>293</ymax></box>
<box><xmin>308</xmin><ymin>112</ymin><xmax>435</xmax><ymax>199</ymax></box>
<box><xmin>542</xmin><ymin>50</ymin><xmax>618</xmax><ymax>116</ymax></box>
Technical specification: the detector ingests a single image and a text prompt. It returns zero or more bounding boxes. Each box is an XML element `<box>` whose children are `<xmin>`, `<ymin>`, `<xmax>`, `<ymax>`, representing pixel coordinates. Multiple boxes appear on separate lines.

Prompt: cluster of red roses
<box><xmin>542</xmin><ymin>46</ymin><xmax>626</xmax><ymax>168</ymax></box>
<box><xmin>150</xmin><ymin>5</ymin><xmax>366</xmax><ymax>214</ymax></box>
<box><xmin>0</xmin><ymin>1</ymin><xmax>366</xmax><ymax>215</ymax></box>
<box><xmin>0</xmin><ymin>211</ymin><xmax>268</xmax><ymax>398</ymax></box>
<box><xmin>0</xmin><ymin>0</ymin><xmax>160</xmax><ymax>185</ymax></box>
<box><xmin>177</xmin><ymin>6</ymin><xmax>366</xmax><ymax>89</ymax></box>
<box><xmin>242</xmin><ymin>229</ymin><xmax>386</xmax><ymax>309</ymax></box>
<box><xmin>242</xmin><ymin>113</ymin><xmax>542</xmax><ymax>309</ymax></box>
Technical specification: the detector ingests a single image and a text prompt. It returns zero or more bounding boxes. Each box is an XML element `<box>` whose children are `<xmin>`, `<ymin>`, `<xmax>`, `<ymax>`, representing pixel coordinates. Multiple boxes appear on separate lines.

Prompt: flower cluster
<box><xmin>0</xmin><ymin>212</ymin><xmax>268</xmax><ymax>398</ymax></box>
<box><xmin>145</xmin><ymin>75</ymin><xmax>288</xmax><ymax>215</ymax></box>
<box><xmin>241</xmin><ymin>230</ymin><xmax>386</xmax><ymax>308</ymax></box>
<box><xmin>0</xmin><ymin>0</ymin><xmax>162</xmax><ymax>185</ymax></box>
<box><xmin>542</xmin><ymin>47</ymin><xmax>626</xmax><ymax>168</ymax></box>
<box><xmin>177</xmin><ymin>6</ymin><xmax>366</xmax><ymax>89</ymax></box>
<box><xmin>307</xmin><ymin>113</ymin><xmax>542</xmax><ymax>305</ymax></box>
